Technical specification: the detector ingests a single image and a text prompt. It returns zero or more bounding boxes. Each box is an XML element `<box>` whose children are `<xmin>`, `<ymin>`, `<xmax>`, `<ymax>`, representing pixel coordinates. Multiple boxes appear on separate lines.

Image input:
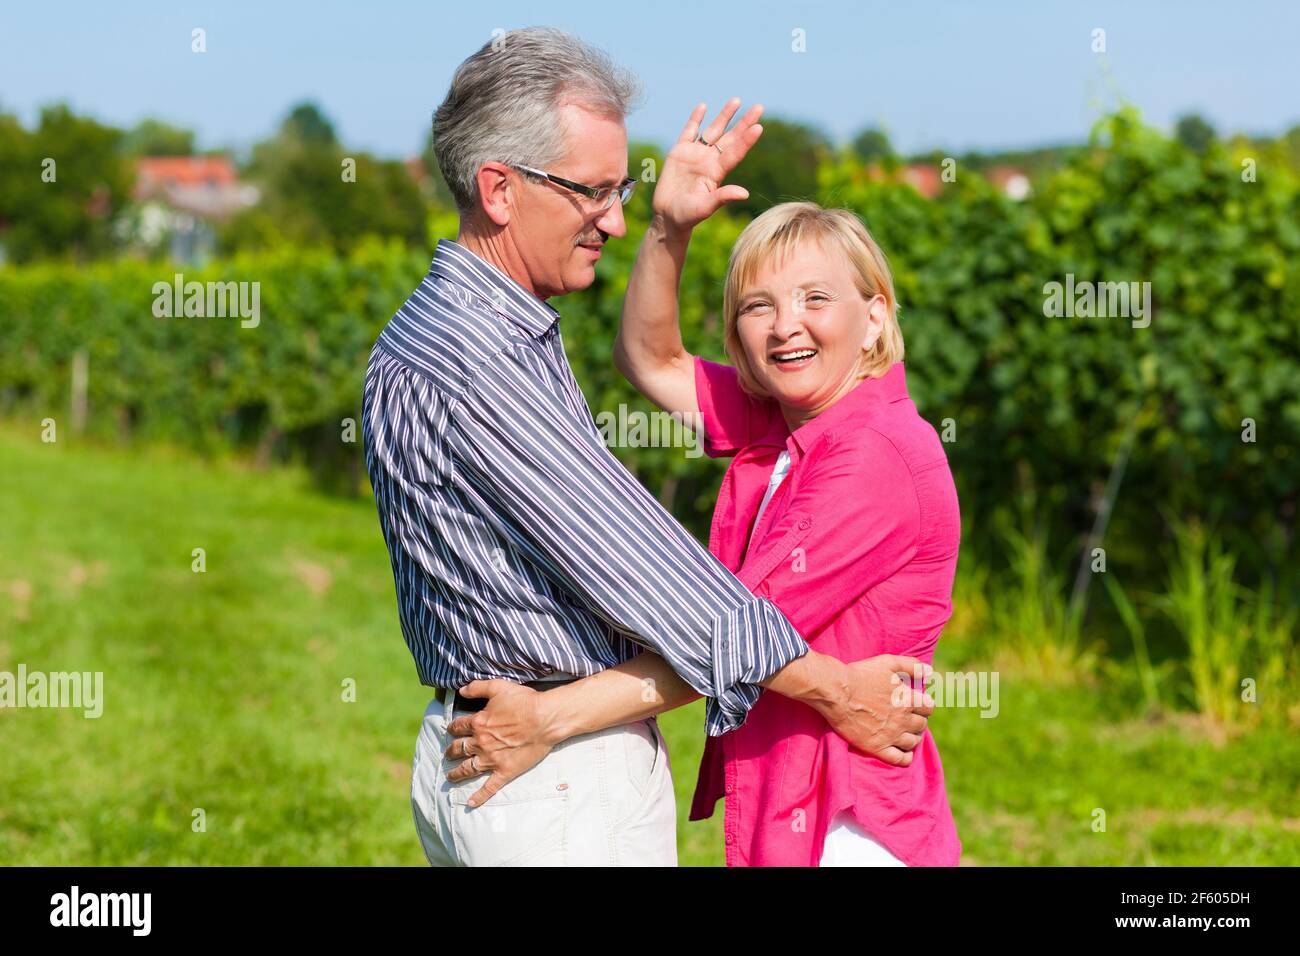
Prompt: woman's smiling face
<box><xmin>734</xmin><ymin>239</ymin><xmax>887</xmax><ymax>428</ymax></box>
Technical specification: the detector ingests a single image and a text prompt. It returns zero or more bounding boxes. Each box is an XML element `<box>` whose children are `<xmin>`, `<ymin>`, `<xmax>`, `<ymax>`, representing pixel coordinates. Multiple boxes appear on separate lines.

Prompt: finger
<box><xmin>890</xmin><ymin>679</ymin><xmax>931</xmax><ymax>711</ymax></box>
<box><xmin>874</xmin><ymin>745</ymin><xmax>912</xmax><ymax>767</ymax></box>
<box><xmin>701</xmin><ymin>97</ymin><xmax>742</xmax><ymax>145</ymax></box>
<box><xmin>458</xmin><ymin>678</ymin><xmax>510</xmax><ymax>699</ymax></box>
<box><xmin>446</xmin><ymin>715</ymin><xmax>475</xmax><ymax>737</ymax></box>
<box><xmin>714</xmin><ymin>184</ymin><xmax>750</xmax><ymax>206</ymax></box>
<box><xmin>886</xmin><ymin>655</ymin><xmax>933</xmax><ymax>683</ymax></box>
<box><xmin>715</xmin><ymin>103</ymin><xmax>763</xmax><ymax>152</ymax></box>
<box><xmin>676</xmin><ymin>102</ymin><xmax>708</xmax><ymax>144</ymax></box>
<box><xmin>442</xmin><ymin>735</ymin><xmax>476</xmax><ymax>760</ymax></box>
<box><xmin>903</xmin><ymin>713</ymin><xmax>929</xmax><ymax>735</ymax></box>
<box><xmin>714</xmin><ymin>122</ymin><xmax>763</xmax><ymax>174</ymax></box>
<box><xmin>466</xmin><ymin>773</ymin><xmax>509</xmax><ymax>809</ymax></box>
<box><xmin>444</xmin><ymin>743</ymin><xmax>491</xmax><ymax>778</ymax></box>
<box><xmin>911</xmin><ymin>693</ymin><xmax>935</xmax><ymax>717</ymax></box>
<box><xmin>895</xmin><ymin>732</ymin><xmax>923</xmax><ymax>751</ymax></box>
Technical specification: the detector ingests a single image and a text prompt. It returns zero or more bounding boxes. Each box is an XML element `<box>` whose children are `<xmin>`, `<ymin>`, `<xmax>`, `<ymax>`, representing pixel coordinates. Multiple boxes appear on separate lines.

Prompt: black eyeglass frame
<box><xmin>508</xmin><ymin>163</ymin><xmax>638</xmax><ymax>210</ymax></box>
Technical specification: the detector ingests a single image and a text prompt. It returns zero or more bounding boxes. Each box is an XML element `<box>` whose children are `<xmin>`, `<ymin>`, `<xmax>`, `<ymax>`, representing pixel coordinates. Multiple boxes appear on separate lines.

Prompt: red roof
<box><xmin>132</xmin><ymin>155</ymin><xmax>258</xmax><ymax>218</ymax></box>
<box><xmin>902</xmin><ymin>163</ymin><xmax>943</xmax><ymax>199</ymax></box>
<box><xmin>863</xmin><ymin>162</ymin><xmax>944</xmax><ymax>199</ymax></box>
<box><xmin>135</xmin><ymin>156</ymin><xmax>238</xmax><ymax>190</ymax></box>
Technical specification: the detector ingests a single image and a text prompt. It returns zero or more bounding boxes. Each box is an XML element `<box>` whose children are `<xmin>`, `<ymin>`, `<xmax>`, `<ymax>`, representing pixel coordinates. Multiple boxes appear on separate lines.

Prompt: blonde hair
<box><xmin>722</xmin><ymin>201</ymin><xmax>904</xmax><ymax>399</ymax></box>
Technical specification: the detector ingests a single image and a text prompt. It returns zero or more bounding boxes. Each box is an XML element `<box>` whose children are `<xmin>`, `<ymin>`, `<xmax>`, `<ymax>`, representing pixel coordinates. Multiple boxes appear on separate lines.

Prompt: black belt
<box><xmin>435</xmin><ymin>677</ymin><xmax>577</xmax><ymax>712</ymax></box>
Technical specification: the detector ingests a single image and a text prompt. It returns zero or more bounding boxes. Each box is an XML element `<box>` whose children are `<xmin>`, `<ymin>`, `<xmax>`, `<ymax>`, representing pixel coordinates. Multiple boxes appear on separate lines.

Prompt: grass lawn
<box><xmin>2</xmin><ymin>425</ymin><xmax>1297</xmax><ymax>865</ymax></box>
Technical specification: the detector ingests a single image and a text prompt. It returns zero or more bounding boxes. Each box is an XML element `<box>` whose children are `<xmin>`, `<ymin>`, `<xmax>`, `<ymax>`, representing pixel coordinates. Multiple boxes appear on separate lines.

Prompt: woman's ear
<box><xmin>861</xmin><ymin>293</ymin><xmax>888</xmax><ymax>351</ymax></box>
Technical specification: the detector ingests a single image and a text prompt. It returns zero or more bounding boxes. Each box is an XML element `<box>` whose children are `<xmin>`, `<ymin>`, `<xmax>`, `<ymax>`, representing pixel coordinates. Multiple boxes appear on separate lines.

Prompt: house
<box><xmin>984</xmin><ymin>165</ymin><xmax>1032</xmax><ymax>200</ymax></box>
<box><xmin>863</xmin><ymin>161</ymin><xmax>1030</xmax><ymax>200</ymax></box>
<box><xmin>131</xmin><ymin>156</ymin><xmax>259</xmax><ymax>261</ymax></box>
<box><xmin>902</xmin><ymin>163</ymin><xmax>944</xmax><ymax>199</ymax></box>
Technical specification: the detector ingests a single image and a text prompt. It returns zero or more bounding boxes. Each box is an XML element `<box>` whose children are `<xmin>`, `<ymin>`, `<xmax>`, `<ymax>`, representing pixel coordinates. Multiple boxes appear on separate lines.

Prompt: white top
<box><xmin>749</xmin><ymin>450</ymin><xmax>792</xmax><ymax>548</ymax></box>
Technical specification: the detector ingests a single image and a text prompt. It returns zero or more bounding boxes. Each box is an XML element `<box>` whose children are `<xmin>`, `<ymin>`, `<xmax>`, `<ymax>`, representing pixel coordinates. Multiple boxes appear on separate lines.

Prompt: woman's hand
<box><xmin>443</xmin><ymin>679</ymin><xmax>565</xmax><ymax>809</ymax></box>
<box><xmin>653</xmin><ymin>97</ymin><xmax>765</xmax><ymax>237</ymax></box>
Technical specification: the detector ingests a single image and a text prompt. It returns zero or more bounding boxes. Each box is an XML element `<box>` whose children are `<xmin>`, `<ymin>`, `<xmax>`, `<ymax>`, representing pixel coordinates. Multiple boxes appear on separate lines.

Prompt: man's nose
<box><xmin>593</xmin><ymin>198</ymin><xmax>627</xmax><ymax>239</ymax></box>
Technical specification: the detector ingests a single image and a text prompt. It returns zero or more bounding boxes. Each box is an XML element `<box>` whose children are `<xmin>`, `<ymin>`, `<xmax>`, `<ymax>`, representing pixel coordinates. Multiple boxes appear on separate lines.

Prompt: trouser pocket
<box><xmin>614</xmin><ymin>718</ymin><xmax>671</xmax><ymax>830</ymax></box>
<box><xmin>443</xmin><ymin>722</ymin><xmax>571</xmax><ymax>867</ymax></box>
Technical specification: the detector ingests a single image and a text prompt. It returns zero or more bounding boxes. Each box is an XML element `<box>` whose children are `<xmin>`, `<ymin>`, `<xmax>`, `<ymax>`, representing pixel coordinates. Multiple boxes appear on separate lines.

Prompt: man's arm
<box><xmin>452</xmin><ymin>337</ymin><xmax>938</xmax><ymax>751</ymax></box>
<box><xmin>450</xmin><ymin>341</ymin><xmax>810</xmax><ymax>737</ymax></box>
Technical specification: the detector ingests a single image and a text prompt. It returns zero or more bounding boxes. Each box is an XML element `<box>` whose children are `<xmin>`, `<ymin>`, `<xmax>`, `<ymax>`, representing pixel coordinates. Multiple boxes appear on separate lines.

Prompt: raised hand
<box><xmin>653</xmin><ymin>97</ymin><xmax>764</xmax><ymax>235</ymax></box>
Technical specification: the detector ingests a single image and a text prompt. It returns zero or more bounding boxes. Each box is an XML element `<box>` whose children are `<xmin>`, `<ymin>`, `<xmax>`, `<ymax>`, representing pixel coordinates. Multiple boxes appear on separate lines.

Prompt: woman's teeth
<box><xmin>773</xmin><ymin>349</ymin><xmax>817</xmax><ymax>363</ymax></box>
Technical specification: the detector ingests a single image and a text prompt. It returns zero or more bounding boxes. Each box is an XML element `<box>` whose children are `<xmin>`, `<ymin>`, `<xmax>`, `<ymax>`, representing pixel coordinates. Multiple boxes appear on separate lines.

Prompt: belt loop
<box><xmin>446</xmin><ymin>684</ymin><xmax>457</xmax><ymax>717</ymax></box>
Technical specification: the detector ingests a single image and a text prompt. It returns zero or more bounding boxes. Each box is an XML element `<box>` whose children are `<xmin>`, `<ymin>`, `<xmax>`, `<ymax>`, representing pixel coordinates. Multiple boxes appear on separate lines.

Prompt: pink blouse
<box><xmin>688</xmin><ymin>357</ymin><xmax>963</xmax><ymax>867</ymax></box>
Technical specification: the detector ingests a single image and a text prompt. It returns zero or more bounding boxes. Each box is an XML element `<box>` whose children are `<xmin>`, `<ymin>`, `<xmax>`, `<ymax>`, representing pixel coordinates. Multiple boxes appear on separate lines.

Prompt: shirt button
<box><xmin>799</xmin><ymin>518</ymin><xmax>812</xmax><ymax>530</ymax></box>
<box><xmin>725</xmin><ymin>833</ymin><xmax>734</xmax><ymax>845</ymax></box>
<box><xmin>725</xmin><ymin>783</ymin><xmax>734</xmax><ymax>794</ymax></box>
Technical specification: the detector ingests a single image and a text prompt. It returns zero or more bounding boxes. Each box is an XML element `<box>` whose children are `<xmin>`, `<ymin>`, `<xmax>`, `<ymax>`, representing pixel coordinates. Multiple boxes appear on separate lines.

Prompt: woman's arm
<box><xmin>539</xmin><ymin>651</ymin><xmax>701</xmax><ymax>737</ymax></box>
<box><xmin>443</xmin><ymin>652</ymin><xmax>697</xmax><ymax>807</ymax></box>
<box><xmin>615</xmin><ymin>98</ymin><xmax>765</xmax><ymax>423</ymax></box>
<box><xmin>615</xmin><ymin>216</ymin><xmax>699</xmax><ymax>423</ymax></box>
<box><xmin>446</xmin><ymin>648</ymin><xmax>931</xmax><ymax>808</ymax></box>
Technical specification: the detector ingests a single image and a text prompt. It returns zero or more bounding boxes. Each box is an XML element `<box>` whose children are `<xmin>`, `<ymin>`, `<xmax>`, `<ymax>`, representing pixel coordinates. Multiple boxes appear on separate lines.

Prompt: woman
<box><xmin>446</xmin><ymin>101</ymin><xmax>961</xmax><ymax>866</ymax></box>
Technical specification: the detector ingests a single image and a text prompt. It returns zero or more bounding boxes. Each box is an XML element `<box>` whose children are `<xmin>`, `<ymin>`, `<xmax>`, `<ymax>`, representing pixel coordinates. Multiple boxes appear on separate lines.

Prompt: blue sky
<box><xmin>2</xmin><ymin>0</ymin><xmax>1296</xmax><ymax>158</ymax></box>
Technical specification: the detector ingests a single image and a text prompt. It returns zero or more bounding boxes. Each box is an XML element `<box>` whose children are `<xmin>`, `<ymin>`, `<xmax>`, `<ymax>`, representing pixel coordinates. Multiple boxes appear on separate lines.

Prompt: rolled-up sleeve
<box><xmin>448</xmin><ymin>344</ymin><xmax>809</xmax><ymax>735</ymax></box>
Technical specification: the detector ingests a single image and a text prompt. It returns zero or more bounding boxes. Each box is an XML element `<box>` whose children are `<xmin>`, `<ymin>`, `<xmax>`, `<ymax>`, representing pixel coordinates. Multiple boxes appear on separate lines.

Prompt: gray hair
<box><xmin>432</xmin><ymin>27</ymin><xmax>641</xmax><ymax>214</ymax></box>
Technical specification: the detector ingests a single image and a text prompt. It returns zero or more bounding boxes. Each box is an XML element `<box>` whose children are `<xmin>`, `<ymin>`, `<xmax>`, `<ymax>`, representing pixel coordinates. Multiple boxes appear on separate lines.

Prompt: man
<box><xmin>362</xmin><ymin>26</ymin><xmax>931</xmax><ymax>867</ymax></box>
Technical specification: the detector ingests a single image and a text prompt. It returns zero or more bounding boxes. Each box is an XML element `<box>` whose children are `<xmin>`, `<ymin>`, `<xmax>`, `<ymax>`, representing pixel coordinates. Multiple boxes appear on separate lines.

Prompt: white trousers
<box><xmin>411</xmin><ymin>690</ymin><xmax>678</xmax><ymax>866</ymax></box>
<box><xmin>820</xmin><ymin>811</ymin><xmax>908</xmax><ymax>867</ymax></box>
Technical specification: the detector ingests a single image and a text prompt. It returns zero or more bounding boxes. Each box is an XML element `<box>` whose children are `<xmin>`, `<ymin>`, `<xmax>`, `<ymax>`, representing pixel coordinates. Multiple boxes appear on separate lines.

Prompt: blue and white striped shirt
<box><xmin>362</xmin><ymin>238</ymin><xmax>808</xmax><ymax>735</ymax></box>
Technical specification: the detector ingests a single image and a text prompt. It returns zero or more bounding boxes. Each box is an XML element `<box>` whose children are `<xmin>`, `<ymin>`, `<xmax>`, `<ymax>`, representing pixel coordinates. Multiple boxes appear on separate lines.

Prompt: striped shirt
<box><xmin>362</xmin><ymin>238</ymin><xmax>808</xmax><ymax>735</ymax></box>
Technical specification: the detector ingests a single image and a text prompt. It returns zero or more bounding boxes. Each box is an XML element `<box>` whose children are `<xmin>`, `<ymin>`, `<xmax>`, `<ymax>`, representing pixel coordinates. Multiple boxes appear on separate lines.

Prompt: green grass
<box><xmin>2</xmin><ymin>425</ymin><xmax>1297</xmax><ymax>865</ymax></box>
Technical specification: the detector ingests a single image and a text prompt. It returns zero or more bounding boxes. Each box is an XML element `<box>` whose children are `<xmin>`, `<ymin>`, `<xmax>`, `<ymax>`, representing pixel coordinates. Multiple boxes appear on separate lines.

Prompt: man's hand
<box><xmin>443</xmin><ymin>679</ymin><xmax>563</xmax><ymax>809</ymax></box>
<box><xmin>817</xmin><ymin>655</ymin><xmax>935</xmax><ymax>766</ymax></box>
<box><xmin>653</xmin><ymin>97</ymin><xmax>764</xmax><ymax>237</ymax></box>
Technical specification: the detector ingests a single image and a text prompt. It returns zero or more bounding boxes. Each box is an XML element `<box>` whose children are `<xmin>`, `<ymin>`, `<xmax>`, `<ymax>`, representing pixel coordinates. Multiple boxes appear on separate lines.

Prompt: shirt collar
<box><xmin>786</xmin><ymin>362</ymin><xmax>911</xmax><ymax>456</ymax></box>
<box><xmin>427</xmin><ymin>238</ymin><xmax>560</xmax><ymax>338</ymax></box>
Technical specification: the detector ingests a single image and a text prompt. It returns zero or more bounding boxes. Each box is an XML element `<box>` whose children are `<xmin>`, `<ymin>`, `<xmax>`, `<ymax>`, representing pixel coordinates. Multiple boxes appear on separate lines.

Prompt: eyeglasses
<box><xmin>508</xmin><ymin>163</ymin><xmax>638</xmax><ymax>211</ymax></box>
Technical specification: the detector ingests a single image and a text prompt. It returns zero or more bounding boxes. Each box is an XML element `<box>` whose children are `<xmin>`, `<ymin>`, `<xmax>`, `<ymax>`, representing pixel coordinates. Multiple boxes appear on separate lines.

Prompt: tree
<box><xmin>729</xmin><ymin>116</ymin><xmax>832</xmax><ymax>219</ymax></box>
<box><xmin>1175</xmin><ymin>113</ymin><xmax>1217</xmax><ymax>154</ymax></box>
<box><xmin>851</xmin><ymin>127</ymin><xmax>896</xmax><ymax>164</ymax></box>
<box><xmin>281</xmin><ymin>102</ymin><xmax>338</xmax><ymax>147</ymax></box>
<box><xmin>220</xmin><ymin>102</ymin><xmax>426</xmax><ymax>253</ymax></box>
<box><xmin>121</xmin><ymin>118</ymin><xmax>195</xmax><ymax>156</ymax></box>
<box><xmin>0</xmin><ymin>104</ymin><xmax>131</xmax><ymax>262</ymax></box>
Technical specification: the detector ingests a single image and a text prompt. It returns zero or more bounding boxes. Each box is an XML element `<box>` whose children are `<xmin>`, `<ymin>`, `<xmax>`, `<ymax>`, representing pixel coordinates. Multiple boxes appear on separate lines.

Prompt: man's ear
<box><xmin>861</xmin><ymin>293</ymin><xmax>888</xmax><ymax>350</ymax></box>
<box><xmin>474</xmin><ymin>163</ymin><xmax>514</xmax><ymax>227</ymax></box>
